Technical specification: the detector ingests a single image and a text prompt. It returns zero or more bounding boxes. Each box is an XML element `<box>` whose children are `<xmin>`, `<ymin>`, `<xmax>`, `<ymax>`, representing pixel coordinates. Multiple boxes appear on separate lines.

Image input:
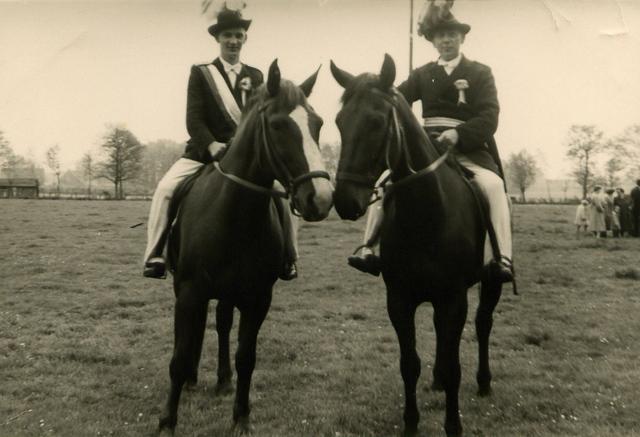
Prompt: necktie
<box><xmin>226</xmin><ymin>64</ymin><xmax>241</xmax><ymax>88</ymax></box>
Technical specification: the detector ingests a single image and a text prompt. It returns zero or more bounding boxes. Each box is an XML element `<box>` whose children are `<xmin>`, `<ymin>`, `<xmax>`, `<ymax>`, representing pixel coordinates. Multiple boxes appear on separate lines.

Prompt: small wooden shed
<box><xmin>0</xmin><ymin>178</ymin><xmax>40</xmax><ymax>198</ymax></box>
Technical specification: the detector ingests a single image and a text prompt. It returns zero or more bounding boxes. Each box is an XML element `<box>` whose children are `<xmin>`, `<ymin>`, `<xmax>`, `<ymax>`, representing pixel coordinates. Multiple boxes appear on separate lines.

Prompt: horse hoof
<box><xmin>431</xmin><ymin>379</ymin><xmax>445</xmax><ymax>392</ymax></box>
<box><xmin>232</xmin><ymin>416</ymin><xmax>253</xmax><ymax>435</ymax></box>
<box><xmin>445</xmin><ymin>421</ymin><xmax>463</xmax><ymax>437</ymax></box>
<box><xmin>184</xmin><ymin>379</ymin><xmax>198</xmax><ymax>391</ymax></box>
<box><xmin>214</xmin><ymin>380</ymin><xmax>234</xmax><ymax>396</ymax></box>
<box><xmin>158</xmin><ymin>417</ymin><xmax>176</xmax><ymax>436</ymax></box>
<box><xmin>401</xmin><ymin>425</ymin><xmax>418</xmax><ymax>437</ymax></box>
<box><xmin>477</xmin><ymin>384</ymin><xmax>492</xmax><ymax>397</ymax></box>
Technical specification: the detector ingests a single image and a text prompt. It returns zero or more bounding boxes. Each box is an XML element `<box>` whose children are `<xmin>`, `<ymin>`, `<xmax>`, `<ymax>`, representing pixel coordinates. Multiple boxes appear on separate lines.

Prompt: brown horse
<box><xmin>331</xmin><ymin>55</ymin><xmax>503</xmax><ymax>437</ymax></box>
<box><xmin>158</xmin><ymin>60</ymin><xmax>333</xmax><ymax>435</ymax></box>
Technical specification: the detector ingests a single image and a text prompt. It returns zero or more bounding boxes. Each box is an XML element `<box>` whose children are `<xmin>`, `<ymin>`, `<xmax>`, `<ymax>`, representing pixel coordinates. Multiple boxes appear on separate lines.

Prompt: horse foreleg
<box><xmin>159</xmin><ymin>287</ymin><xmax>206</xmax><ymax>434</ymax></box>
<box><xmin>185</xmin><ymin>301</ymin><xmax>208</xmax><ymax>390</ymax></box>
<box><xmin>387</xmin><ymin>294</ymin><xmax>420</xmax><ymax>437</ymax></box>
<box><xmin>431</xmin><ymin>309</ymin><xmax>444</xmax><ymax>392</ymax></box>
<box><xmin>232</xmin><ymin>295</ymin><xmax>271</xmax><ymax>433</ymax></box>
<box><xmin>476</xmin><ymin>279</ymin><xmax>502</xmax><ymax>396</ymax></box>
<box><xmin>433</xmin><ymin>294</ymin><xmax>468</xmax><ymax>437</ymax></box>
<box><xmin>215</xmin><ymin>299</ymin><xmax>234</xmax><ymax>395</ymax></box>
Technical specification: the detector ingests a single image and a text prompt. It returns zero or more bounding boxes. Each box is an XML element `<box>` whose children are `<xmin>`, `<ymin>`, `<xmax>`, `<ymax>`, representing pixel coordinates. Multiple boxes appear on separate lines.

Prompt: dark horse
<box><xmin>158</xmin><ymin>60</ymin><xmax>333</xmax><ymax>435</ymax></box>
<box><xmin>331</xmin><ymin>55</ymin><xmax>503</xmax><ymax>437</ymax></box>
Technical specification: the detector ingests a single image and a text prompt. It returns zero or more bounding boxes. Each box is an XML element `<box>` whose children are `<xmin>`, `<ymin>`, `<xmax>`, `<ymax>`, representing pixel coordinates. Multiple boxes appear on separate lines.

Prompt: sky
<box><xmin>1</xmin><ymin>0</ymin><xmax>639</xmax><ymax>179</ymax></box>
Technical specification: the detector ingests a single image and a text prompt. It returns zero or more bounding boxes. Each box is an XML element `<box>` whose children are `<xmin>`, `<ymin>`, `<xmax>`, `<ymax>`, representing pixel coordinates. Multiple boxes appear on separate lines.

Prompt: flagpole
<box><xmin>409</xmin><ymin>0</ymin><xmax>414</xmax><ymax>72</ymax></box>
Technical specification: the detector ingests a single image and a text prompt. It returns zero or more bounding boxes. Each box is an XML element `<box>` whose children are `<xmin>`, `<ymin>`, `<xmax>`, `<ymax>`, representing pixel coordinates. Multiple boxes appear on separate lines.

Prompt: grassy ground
<box><xmin>1</xmin><ymin>200</ymin><xmax>639</xmax><ymax>437</ymax></box>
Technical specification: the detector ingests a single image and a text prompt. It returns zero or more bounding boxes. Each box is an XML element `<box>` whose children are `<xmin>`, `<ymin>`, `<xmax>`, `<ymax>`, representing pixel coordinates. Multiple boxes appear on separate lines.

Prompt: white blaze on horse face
<box><xmin>289</xmin><ymin>105</ymin><xmax>333</xmax><ymax>207</ymax></box>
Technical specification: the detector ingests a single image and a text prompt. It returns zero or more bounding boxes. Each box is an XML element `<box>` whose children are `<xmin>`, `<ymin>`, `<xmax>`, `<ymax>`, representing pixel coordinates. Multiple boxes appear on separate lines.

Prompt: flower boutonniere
<box><xmin>454</xmin><ymin>79</ymin><xmax>469</xmax><ymax>105</ymax></box>
<box><xmin>239</xmin><ymin>76</ymin><xmax>252</xmax><ymax>105</ymax></box>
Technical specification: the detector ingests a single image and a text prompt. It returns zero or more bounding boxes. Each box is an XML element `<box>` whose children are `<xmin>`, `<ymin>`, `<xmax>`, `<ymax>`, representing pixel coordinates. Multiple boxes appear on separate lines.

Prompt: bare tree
<box><xmin>505</xmin><ymin>150</ymin><xmax>538</xmax><ymax>202</ymax></box>
<box><xmin>45</xmin><ymin>145</ymin><xmax>62</xmax><ymax>195</ymax></box>
<box><xmin>565</xmin><ymin>124</ymin><xmax>604</xmax><ymax>198</ymax></box>
<box><xmin>80</xmin><ymin>152</ymin><xmax>95</xmax><ymax>196</ymax></box>
<box><xmin>97</xmin><ymin>126</ymin><xmax>144</xmax><ymax>199</ymax></box>
<box><xmin>320</xmin><ymin>143</ymin><xmax>339</xmax><ymax>180</ymax></box>
<box><xmin>139</xmin><ymin>140</ymin><xmax>183</xmax><ymax>194</ymax></box>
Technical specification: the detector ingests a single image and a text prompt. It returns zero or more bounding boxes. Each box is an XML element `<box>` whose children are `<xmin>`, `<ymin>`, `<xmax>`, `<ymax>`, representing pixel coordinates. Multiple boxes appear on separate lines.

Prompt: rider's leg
<box><xmin>274</xmin><ymin>193</ymin><xmax>299</xmax><ymax>280</ymax></box>
<box><xmin>347</xmin><ymin>171</ymin><xmax>390</xmax><ymax>276</ymax></box>
<box><xmin>456</xmin><ymin>156</ymin><xmax>513</xmax><ymax>282</ymax></box>
<box><xmin>143</xmin><ymin>158</ymin><xmax>203</xmax><ymax>278</ymax></box>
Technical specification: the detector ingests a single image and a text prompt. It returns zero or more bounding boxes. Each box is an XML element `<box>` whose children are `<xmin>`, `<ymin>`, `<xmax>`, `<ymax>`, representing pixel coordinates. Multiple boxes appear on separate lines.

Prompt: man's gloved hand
<box><xmin>436</xmin><ymin>129</ymin><xmax>459</xmax><ymax>149</ymax></box>
<box><xmin>208</xmin><ymin>141</ymin><xmax>227</xmax><ymax>161</ymax></box>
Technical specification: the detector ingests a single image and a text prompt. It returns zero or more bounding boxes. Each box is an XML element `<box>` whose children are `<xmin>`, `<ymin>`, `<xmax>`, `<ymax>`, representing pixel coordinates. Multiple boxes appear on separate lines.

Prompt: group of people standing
<box><xmin>575</xmin><ymin>180</ymin><xmax>640</xmax><ymax>237</ymax></box>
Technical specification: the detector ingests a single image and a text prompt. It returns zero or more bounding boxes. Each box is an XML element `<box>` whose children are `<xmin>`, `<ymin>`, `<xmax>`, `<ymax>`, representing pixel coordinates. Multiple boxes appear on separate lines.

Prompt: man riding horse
<box><xmin>348</xmin><ymin>0</ymin><xmax>514</xmax><ymax>283</ymax></box>
<box><xmin>143</xmin><ymin>3</ymin><xmax>298</xmax><ymax>280</ymax></box>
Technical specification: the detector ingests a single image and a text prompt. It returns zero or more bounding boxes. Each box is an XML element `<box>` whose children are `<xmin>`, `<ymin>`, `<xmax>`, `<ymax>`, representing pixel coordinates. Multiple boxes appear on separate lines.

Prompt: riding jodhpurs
<box><xmin>360</xmin><ymin>154</ymin><xmax>512</xmax><ymax>263</ymax></box>
<box><xmin>144</xmin><ymin>157</ymin><xmax>298</xmax><ymax>263</ymax></box>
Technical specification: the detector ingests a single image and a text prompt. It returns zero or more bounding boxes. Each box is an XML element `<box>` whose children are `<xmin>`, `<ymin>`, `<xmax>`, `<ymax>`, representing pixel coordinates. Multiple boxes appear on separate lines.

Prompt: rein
<box><xmin>214</xmin><ymin>100</ymin><xmax>331</xmax><ymax>206</ymax></box>
<box><xmin>337</xmin><ymin>88</ymin><xmax>449</xmax><ymax>200</ymax></box>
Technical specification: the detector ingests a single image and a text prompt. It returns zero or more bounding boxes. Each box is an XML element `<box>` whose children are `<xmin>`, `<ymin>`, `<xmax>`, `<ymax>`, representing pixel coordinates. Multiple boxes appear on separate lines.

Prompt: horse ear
<box><xmin>299</xmin><ymin>65</ymin><xmax>321</xmax><ymax>98</ymax></box>
<box><xmin>267</xmin><ymin>59</ymin><xmax>281</xmax><ymax>97</ymax></box>
<box><xmin>330</xmin><ymin>60</ymin><xmax>355</xmax><ymax>89</ymax></box>
<box><xmin>379</xmin><ymin>53</ymin><xmax>396</xmax><ymax>90</ymax></box>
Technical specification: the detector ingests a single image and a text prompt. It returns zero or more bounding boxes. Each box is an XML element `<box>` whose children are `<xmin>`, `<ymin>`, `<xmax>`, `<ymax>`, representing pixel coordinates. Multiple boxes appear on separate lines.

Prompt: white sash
<box><xmin>206</xmin><ymin>64</ymin><xmax>242</xmax><ymax>125</ymax></box>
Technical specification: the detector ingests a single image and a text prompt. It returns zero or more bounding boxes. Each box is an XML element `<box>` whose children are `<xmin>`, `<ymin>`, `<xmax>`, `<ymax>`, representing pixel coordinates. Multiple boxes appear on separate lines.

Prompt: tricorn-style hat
<box><xmin>417</xmin><ymin>0</ymin><xmax>471</xmax><ymax>42</ymax></box>
<box><xmin>207</xmin><ymin>1</ymin><xmax>252</xmax><ymax>38</ymax></box>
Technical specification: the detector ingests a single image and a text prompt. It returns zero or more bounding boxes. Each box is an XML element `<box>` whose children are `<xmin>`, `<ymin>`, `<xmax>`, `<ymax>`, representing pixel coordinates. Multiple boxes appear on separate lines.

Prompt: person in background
<box><xmin>615</xmin><ymin>188</ymin><xmax>632</xmax><ymax>237</ymax></box>
<box><xmin>604</xmin><ymin>188</ymin><xmax>615</xmax><ymax>233</ymax></box>
<box><xmin>574</xmin><ymin>199</ymin><xmax>589</xmax><ymax>237</ymax></box>
<box><xmin>631</xmin><ymin>179</ymin><xmax>640</xmax><ymax>237</ymax></box>
<box><xmin>588</xmin><ymin>186</ymin><xmax>607</xmax><ymax>238</ymax></box>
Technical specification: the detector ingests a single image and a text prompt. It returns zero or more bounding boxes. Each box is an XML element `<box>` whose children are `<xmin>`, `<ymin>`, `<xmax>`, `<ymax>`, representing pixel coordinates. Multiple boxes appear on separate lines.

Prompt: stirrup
<box><xmin>348</xmin><ymin>245</ymin><xmax>380</xmax><ymax>277</ymax></box>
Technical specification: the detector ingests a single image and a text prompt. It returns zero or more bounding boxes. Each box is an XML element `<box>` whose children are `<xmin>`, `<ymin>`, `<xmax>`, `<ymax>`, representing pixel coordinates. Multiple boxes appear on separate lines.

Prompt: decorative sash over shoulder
<box><xmin>198</xmin><ymin>64</ymin><xmax>242</xmax><ymax>127</ymax></box>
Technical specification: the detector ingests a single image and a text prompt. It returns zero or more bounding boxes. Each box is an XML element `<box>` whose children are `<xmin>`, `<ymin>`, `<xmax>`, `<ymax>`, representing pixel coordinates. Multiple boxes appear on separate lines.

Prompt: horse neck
<box><xmin>221</xmin><ymin>111</ymin><xmax>274</xmax><ymax>190</ymax></box>
<box><xmin>391</xmin><ymin>104</ymin><xmax>442</xmax><ymax>181</ymax></box>
<box><xmin>389</xmin><ymin>104</ymin><xmax>451</xmax><ymax>218</ymax></box>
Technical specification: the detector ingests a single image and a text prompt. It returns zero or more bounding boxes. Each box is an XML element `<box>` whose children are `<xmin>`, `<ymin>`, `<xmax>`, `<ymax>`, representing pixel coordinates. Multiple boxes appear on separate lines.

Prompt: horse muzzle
<box><xmin>293</xmin><ymin>177</ymin><xmax>334</xmax><ymax>222</ymax></box>
<box><xmin>334</xmin><ymin>182</ymin><xmax>371</xmax><ymax>221</ymax></box>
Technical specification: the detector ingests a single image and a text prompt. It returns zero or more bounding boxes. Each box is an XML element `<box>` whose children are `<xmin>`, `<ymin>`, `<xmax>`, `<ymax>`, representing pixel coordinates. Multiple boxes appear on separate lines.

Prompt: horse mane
<box><xmin>340</xmin><ymin>73</ymin><xmax>440</xmax><ymax>162</ymax></box>
<box><xmin>340</xmin><ymin>73</ymin><xmax>378</xmax><ymax>103</ymax></box>
<box><xmin>243</xmin><ymin>80</ymin><xmax>309</xmax><ymax>114</ymax></box>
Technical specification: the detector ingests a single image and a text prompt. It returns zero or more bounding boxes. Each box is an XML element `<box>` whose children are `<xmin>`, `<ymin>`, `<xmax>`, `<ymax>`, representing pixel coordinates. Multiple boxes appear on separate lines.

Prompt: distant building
<box><xmin>0</xmin><ymin>178</ymin><xmax>40</xmax><ymax>198</ymax></box>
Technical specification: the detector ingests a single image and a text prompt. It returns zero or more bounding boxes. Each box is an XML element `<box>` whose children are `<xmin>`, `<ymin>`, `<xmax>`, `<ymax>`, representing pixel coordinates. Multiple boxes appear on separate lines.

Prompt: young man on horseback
<box><xmin>143</xmin><ymin>4</ymin><xmax>298</xmax><ymax>280</ymax></box>
<box><xmin>348</xmin><ymin>0</ymin><xmax>513</xmax><ymax>283</ymax></box>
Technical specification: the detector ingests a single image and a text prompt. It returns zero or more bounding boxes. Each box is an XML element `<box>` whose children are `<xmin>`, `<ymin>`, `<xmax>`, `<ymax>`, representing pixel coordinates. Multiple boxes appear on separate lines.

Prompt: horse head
<box><xmin>330</xmin><ymin>54</ymin><xmax>401</xmax><ymax>221</ymax></box>
<box><xmin>241</xmin><ymin>59</ymin><xmax>333</xmax><ymax>222</ymax></box>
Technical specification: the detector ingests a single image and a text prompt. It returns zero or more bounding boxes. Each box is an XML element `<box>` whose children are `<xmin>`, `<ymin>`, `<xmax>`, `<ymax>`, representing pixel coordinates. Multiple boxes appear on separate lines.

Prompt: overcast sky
<box><xmin>1</xmin><ymin>0</ymin><xmax>639</xmax><ymax>178</ymax></box>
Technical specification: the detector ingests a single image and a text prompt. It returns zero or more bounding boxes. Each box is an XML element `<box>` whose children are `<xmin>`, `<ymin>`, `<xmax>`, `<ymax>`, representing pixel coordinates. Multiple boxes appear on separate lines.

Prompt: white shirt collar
<box><xmin>219</xmin><ymin>57</ymin><xmax>242</xmax><ymax>74</ymax></box>
<box><xmin>437</xmin><ymin>53</ymin><xmax>463</xmax><ymax>74</ymax></box>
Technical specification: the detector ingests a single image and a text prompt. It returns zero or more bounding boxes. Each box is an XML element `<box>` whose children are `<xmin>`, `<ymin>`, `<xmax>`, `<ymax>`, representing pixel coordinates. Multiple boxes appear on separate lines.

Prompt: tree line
<box><xmin>504</xmin><ymin>124</ymin><xmax>640</xmax><ymax>202</ymax></box>
<box><xmin>6</xmin><ymin>122</ymin><xmax>636</xmax><ymax>201</ymax></box>
<box><xmin>1</xmin><ymin>126</ymin><xmax>185</xmax><ymax>199</ymax></box>
<box><xmin>1</xmin><ymin>126</ymin><xmax>340</xmax><ymax>200</ymax></box>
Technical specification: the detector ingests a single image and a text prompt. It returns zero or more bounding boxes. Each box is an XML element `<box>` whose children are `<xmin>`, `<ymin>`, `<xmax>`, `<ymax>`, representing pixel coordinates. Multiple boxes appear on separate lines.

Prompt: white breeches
<box><xmin>362</xmin><ymin>155</ymin><xmax>512</xmax><ymax>263</ymax></box>
<box><xmin>143</xmin><ymin>158</ymin><xmax>299</xmax><ymax>263</ymax></box>
<box><xmin>143</xmin><ymin>158</ymin><xmax>203</xmax><ymax>262</ymax></box>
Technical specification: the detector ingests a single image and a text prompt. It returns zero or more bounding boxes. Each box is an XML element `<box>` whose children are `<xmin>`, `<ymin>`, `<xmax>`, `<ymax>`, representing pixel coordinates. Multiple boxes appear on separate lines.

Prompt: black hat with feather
<box><xmin>417</xmin><ymin>0</ymin><xmax>471</xmax><ymax>42</ymax></box>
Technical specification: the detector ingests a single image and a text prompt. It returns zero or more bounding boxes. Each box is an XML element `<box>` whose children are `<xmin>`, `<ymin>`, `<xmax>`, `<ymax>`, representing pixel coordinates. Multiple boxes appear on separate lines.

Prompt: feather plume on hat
<box><xmin>203</xmin><ymin>0</ymin><xmax>251</xmax><ymax>37</ymax></box>
<box><xmin>417</xmin><ymin>0</ymin><xmax>470</xmax><ymax>41</ymax></box>
<box><xmin>201</xmin><ymin>0</ymin><xmax>247</xmax><ymax>20</ymax></box>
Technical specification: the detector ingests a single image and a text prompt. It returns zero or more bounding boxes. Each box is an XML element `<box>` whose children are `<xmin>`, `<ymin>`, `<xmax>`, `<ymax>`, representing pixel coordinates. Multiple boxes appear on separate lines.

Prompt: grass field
<box><xmin>1</xmin><ymin>200</ymin><xmax>640</xmax><ymax>437</ymax></box>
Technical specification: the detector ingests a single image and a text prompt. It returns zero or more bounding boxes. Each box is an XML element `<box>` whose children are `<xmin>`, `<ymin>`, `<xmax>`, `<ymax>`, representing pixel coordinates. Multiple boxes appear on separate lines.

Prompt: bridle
<box><xmin>214</xmin><ymin>100</ymin><xmax>331</xmax><ymax>214</ymax></box>
<box><xmin>335</xmin><ymin>88</ymin><xmax>450</xmax><ymax>205</ymax></box>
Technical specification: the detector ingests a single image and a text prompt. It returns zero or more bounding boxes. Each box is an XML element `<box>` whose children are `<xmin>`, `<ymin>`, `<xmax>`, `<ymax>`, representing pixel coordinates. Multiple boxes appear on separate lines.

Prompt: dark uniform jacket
<box><xmin>398</xmin><ymin>56</ymin><xmax>503</xmax><ymax>176</ymax></box>
<box><xmin>183</xmin><ymin>58</ymin><xmax>263</xmax><ymax>164</ymax></box>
